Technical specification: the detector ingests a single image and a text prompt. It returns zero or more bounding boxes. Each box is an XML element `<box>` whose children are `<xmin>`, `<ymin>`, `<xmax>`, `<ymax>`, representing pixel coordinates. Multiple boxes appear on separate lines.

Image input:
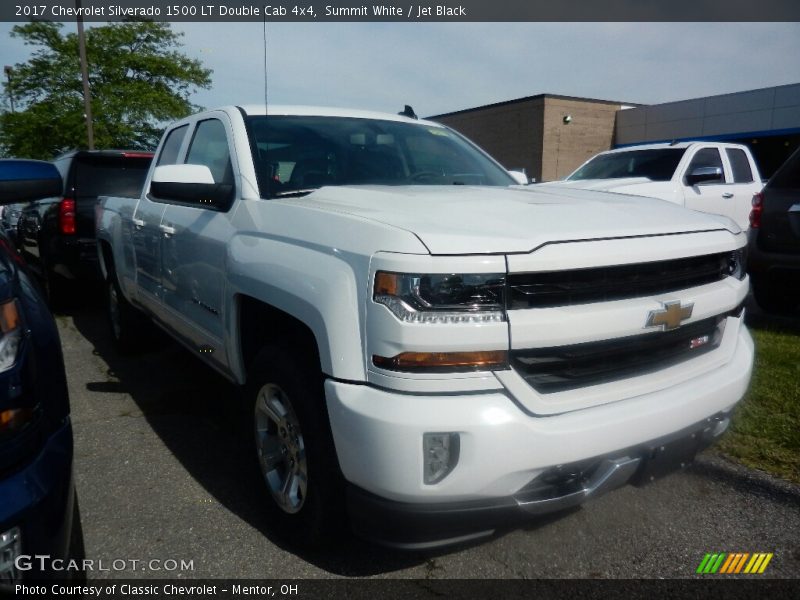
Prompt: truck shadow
<box><xmin>67</xmin><ymin>302</ymin><xmax>424</xmax><ymax>575</ymax></box>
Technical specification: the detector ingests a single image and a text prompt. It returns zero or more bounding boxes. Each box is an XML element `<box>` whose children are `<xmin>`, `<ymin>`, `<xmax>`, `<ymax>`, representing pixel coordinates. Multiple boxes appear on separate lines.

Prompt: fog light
<box><xmin>0</xmin><ymin>527</ymin><xmax>21</xmax><ymax>581</ymax></box>
<box><xmin>423</xmin><ymin>433</ymin><xmax>460</xmax><ymax>484</ymax></box>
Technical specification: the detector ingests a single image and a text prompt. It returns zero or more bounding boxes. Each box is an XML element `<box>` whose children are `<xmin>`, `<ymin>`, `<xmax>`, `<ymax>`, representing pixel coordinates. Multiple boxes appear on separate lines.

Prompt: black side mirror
<box><xmin>685</xmin><ymin>166</ymin><xmax>723</xmax><ymax>186</ymax></box>
<box><xmin>0</xmin><ymin>159</ymin><xmax>62</xmax><ymax>205</ymax></box>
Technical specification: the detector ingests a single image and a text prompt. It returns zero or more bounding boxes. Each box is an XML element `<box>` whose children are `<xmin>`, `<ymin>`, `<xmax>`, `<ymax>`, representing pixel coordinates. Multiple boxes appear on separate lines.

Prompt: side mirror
<box><xmin>0</xmin><ymin>159</ymin><xmax>62</xmax><ymax>205</ymax></box>
<box><xmin>685</xmin><ymin>166</ymin><xmax>723</xmax><ymax>186</ymax></box>
<box><xmin>508</xmin><ymin>170</ymin><xmax>530</xmax><ymax>185</ymax></box>
<box><xmin>150</xmin><ymin>164</ymin><xmax>233</xmax><ymax>209</ymax></box>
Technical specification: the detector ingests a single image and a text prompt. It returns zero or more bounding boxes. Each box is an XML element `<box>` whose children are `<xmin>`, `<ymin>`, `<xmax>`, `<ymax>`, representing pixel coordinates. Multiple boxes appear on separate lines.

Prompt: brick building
<box><xmin>430</xmin><ymin>83</ymin><xmax>800</xmax><ymax>182</ymax></box>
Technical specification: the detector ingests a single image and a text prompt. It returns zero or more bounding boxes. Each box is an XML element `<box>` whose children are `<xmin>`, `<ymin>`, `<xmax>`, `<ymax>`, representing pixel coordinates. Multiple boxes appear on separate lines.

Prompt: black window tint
<box><xmin>568</xmin><ymin>149</ymin><xmax>685</xmax><ymax>182</ymax></box>
<box><xmin>157</xmin><ymin>125</ymin><xmax>188</xmax><ymax>167</ymax></box>
<box><xmin>726</xmin><ymin>148</ymin><xmax>753</xmax><ymax>183</ymax></box>
<box><xmin>769</xmin><ymin>149</ymin><xmax>800</xmax><ymax>189</ymax></box>
<box><xmin>687</xmin><ymin>148</ymin><xmax>723</xmax><ymax>173</ymax></box>
<box><xmin>74</xmin><ymin>156</ymin><xmax>153</xmax><ymax>198</ymax></box>
<box><xmin>186</xmin><ymin>119</ymin><xmax>232</xmax><ymax>184</ymax></box>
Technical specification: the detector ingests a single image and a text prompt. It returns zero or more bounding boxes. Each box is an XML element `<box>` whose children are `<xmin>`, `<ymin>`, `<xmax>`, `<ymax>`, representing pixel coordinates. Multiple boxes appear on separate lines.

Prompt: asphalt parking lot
<box><xmin>58</xmin><ymin>297</ymin><xmax>800</xmax><ymax>580</ymax></box>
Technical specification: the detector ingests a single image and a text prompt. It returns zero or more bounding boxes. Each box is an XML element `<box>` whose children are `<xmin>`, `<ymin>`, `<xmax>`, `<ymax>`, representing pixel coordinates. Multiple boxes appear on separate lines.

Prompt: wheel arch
<box><xmin>237</xmin><ymin>295</ymin><xmax>326</xmax><ymax>384</ymax></box>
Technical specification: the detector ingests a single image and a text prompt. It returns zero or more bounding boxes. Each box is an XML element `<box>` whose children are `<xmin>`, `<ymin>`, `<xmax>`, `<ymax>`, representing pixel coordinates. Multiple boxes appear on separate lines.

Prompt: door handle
<box><xmin>721</xmin><ymin>192</ymin><xmax>734</xmax><ymax>199</ymax></box>
<box><xmin>132</xmin><ymin>218</ymin><xmax>145</xmax><ymax>228</ymax></box>
<box><xmin>160</xmin><ymin>224</ymin><xmax>176</xmax><ymax>236</ymax></box>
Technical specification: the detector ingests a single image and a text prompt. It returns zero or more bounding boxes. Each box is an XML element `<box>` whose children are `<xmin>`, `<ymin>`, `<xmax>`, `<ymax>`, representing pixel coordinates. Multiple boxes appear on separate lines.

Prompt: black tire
<box><xmin>68</xmin><ymin>490</ymin><xmax>87</xmax><ymax>583</ymax></box>
<box><xmin>752</xmin><ymin>277</ymin><xmax>798</xmax><ymax>315</ymax></box>
<box><xmin>246</xmin><ymin>345</ymin><xmax>345</xmax><ymax>546</ymax></box>
<box><xmin>41</xmin><ymin>262</ymin><xmax>68</xmax><ymax>310</ymax></box>
<box><xmin>106</xmin><ymin>272</ymin><xmax>147</xmax><ymax>354</ymax></box>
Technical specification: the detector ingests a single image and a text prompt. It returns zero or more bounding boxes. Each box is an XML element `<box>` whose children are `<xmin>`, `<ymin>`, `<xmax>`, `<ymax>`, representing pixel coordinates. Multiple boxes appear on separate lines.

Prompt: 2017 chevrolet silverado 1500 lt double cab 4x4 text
<box><xmin>96</xmin><ymin>106</ymin><xmax>753</xmax><ymax>549</ymax></box>
<box><xmin>542</xmin><ymin>141</ymin><xmax>762</xmax><ymax>231</ymax></box>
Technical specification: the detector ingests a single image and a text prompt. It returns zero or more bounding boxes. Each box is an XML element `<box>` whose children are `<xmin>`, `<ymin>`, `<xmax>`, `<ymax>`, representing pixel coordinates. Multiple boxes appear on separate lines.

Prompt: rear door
<box><xmin>132</xmin><ymin>126</ymin><xmax>189</xmax><ymax>315</ymax></box>
<box><xmin>721</xmin><ymin>146</ymin><xmax>761</xmax><ymax>229</ymax></box>
<box><xmin>759</xmin><ymin>148</ymin><xmax>800</xmax><ymax>254</ymax></box>
<box><xmin>682</xmin><ymin>146</ymin><xmax>744</xmax><ymax>226</ymax></box>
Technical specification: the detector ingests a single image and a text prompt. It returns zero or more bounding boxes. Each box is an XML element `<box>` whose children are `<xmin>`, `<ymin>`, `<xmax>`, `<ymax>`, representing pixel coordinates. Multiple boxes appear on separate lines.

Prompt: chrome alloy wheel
<box><xmin>254</xmin><ymin>383</ymin><xmax>308</xmax><ymax>514</ymax></box>
<box><xmin>108</xmin><ymin>282</ymin><xmax>122</xmax><ymax>341</ymax></box>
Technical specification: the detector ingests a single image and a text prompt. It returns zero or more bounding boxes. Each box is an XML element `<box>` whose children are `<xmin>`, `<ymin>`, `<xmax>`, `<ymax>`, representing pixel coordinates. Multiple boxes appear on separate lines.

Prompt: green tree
<box><xmin>0</xmin><ymin>21</ymin><xmax>211</xmax><ymax>159</ymax></box>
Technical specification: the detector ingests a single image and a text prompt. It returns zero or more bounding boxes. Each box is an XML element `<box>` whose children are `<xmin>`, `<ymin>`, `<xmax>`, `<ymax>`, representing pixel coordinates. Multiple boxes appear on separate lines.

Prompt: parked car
<box><xmin>748</xmin><ymin>146</ymin><xmax>800</xmax><ymax>313</ymax></box>
<box><xmin>10</xmin><ymin>150</ymin><xmax>153</xmax><ymax>304</ymax></box>
<box><xmin>541</xmin><ymin>141</ymin><xmax>763</xmax><ymax>230</ymax></box>
<box><xmin>0</xmin><ymin>159</ymin><xmax>76</xmax><ymax>581</ymax></box>
<box><xmin>97</xmin><ymin>106</ymin><xmax>752</xmax><ymax>549</ymax></box>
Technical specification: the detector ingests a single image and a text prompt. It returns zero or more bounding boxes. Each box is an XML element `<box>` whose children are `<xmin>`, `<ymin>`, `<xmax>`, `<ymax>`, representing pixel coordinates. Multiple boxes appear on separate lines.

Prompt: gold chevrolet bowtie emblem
<box><xmin>646</xmin><ymin>301</ymin><xmax>694</xmax><ymax>331</ymax></box>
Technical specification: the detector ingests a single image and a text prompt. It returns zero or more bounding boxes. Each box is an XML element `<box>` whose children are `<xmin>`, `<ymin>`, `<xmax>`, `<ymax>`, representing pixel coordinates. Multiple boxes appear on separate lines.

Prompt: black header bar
<box><xmin>2</xmin><ymin>0</ymin><xmax>800</xmax><ymax>22</ymax></box>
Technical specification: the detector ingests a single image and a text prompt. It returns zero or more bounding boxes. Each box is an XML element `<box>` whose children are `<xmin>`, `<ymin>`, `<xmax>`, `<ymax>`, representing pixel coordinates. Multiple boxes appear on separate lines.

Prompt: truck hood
<box><xmin>290</xmin><ymin>185</ymin><xmax>736</xmax><ymax>255</ymax></box>
<box><xmin>538</xmin><ymin>178</ymin><xmax>656</xmax><ymax>192</ymax></box>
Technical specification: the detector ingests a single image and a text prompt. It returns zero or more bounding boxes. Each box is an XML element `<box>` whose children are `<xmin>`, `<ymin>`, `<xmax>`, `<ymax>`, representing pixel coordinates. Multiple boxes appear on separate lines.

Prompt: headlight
<box><xmin>0</xmin><ymin>407</ymin><xmax>36</xmax><ymax>441</ymax></box>
<box><xmin>0</xmin><ymin>300</ymin><xmax>22</xmax><ymax>372</ymax></box>
<box><xmin>727</xmin><ymin>247</ymin><xmax>747</xmax><ymax>280</ymax></box>
<box><xmin>373</xmin><ymin>271</ymin><xmax>506</xmax><ymax>323</ymax></box>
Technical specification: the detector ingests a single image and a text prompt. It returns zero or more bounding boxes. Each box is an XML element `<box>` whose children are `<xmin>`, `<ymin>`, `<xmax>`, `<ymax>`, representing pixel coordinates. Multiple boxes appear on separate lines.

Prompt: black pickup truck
<box><xmin>9</xmin><ymin>150</ymin><xmax>153</xmax><ymax>304</ymax></box>
<box><xmin>748</xmin><ymin>146</ymin><xmax>800</xmax><ymax>313</ymax></box>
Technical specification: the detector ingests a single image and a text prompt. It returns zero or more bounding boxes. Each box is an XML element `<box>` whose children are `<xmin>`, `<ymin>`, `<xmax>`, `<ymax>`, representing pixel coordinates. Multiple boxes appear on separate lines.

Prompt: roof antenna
<box><xmin>399</xmin><ymin>105</ymin><xmax>418</xmax><ymax>120</ymax></box>
<box><xmin>262</xmin><ymin>7</ymin><xmax>268</xmax><ymax>115</ymax></box>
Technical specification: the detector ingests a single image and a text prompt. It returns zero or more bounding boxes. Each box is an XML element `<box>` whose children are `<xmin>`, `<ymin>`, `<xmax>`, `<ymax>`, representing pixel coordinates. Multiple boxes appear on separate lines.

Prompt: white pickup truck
<box><xmin>96</xmin><ymin>106</ymin><xmax>753</xmax><ymax>549</ymax></box>
<box><xmin>542</xmin><ymin>141</ymin><xmax>762</xmax><ymax>230</ymax></box>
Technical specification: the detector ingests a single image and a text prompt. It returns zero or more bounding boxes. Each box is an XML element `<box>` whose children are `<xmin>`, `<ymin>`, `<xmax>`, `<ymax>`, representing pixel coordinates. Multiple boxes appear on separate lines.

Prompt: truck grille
<box><xmin>507</xmin><ymin>253</ymin><xmax>729</xmax><ymax>309</ymax></box>
<box><xmin>510</xmin><ymin>315</ymin><xmax>724</xmax><ymax>394</ymax></box>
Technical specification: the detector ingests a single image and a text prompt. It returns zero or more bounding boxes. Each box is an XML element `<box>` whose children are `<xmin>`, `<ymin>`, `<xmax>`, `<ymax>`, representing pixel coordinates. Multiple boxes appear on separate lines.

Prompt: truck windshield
<box><xmin>567</xmin><ymin>148</ymin><xmax>686</xmax><ymax>182</ymax></box>
<box><xmin>245</xmin><ymin>115</ymin><xmax>514</xmax><ymax>198</ymax></box>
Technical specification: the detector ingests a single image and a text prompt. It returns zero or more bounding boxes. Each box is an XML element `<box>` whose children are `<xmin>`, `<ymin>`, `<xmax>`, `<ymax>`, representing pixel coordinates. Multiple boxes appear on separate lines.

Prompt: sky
<box><xmin>1</xmin><ymin>21</ymin><xmax>799</xmax><ymax>117</ymax></box>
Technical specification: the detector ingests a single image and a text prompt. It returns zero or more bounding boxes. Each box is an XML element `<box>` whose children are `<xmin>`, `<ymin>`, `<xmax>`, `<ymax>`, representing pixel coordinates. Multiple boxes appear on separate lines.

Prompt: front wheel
<box><xmin>247</xmin><ymin>347</ymin><xmax>345</xmax><ymax>545</ymax></box>
<box><xmin>254</xmin><ymin>383</ymin><xmax>309</xmax><ymax>514</ymax></box>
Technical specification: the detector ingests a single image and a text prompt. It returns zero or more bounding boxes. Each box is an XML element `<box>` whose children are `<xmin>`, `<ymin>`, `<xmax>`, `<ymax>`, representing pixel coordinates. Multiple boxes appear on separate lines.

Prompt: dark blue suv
<box><xmin>0</xmin><ymin>160</ymin><xmax>75</xmax><ymax>582</ymax></box>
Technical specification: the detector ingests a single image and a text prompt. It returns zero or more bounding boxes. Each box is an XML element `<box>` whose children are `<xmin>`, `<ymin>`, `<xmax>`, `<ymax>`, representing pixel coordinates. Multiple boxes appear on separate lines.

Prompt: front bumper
<box><xmin>347</xmin><ymin>413</ymin><xmax>731</xmax><ymax>549</ymax></box>
<box><xmin>325</xmin><ymin>325</ymin><xmax>753</xmax><ymax>546</ymax></box>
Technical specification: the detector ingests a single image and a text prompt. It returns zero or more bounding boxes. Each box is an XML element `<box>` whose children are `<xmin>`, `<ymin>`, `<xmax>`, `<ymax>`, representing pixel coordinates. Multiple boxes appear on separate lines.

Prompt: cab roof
<box><xmin>235</xmin><ymin>104</ymin><xmax>443</xmax><ymax>127</ymax></box>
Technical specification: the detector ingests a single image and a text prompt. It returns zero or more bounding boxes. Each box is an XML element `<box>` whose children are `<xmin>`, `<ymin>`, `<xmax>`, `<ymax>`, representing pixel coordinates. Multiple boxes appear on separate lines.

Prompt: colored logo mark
<box><xmin>696</xmin><ymin>552</ymin><xmax>774</xmax><ymax>574</ymax></box>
